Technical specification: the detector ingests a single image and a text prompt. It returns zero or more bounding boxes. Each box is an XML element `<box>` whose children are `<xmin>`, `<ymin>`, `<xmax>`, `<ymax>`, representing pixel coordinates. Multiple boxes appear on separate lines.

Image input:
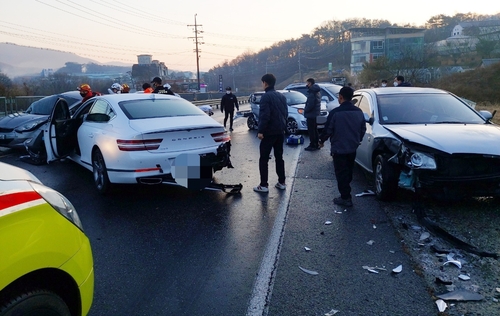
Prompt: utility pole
<box><xmin>188</xmin><ymin>14</ymin><xmax>204</xmax><ymax>91</ymax></box>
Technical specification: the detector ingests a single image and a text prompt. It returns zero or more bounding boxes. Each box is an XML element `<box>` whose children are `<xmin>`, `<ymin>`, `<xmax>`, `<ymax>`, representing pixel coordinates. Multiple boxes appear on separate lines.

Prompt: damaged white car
<box><xmin>353</xmin><ymin>87</ymin><xmax>500</xmax><ymax>201</ymax></box>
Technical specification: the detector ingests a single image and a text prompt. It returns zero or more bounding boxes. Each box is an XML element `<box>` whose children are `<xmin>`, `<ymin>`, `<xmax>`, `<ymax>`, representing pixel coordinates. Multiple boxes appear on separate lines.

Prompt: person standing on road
<box><xmin>254</xmin><ymin>74</ymin><xmax>288</xmax><ymax>193</ymax></box>
<box><xmin>394</xmin><ymin>75</ymin><xmax>412</xmax><ymax>87</ymax></box>
<box><xmin>304</xmin><ymin>78</ymin><xmax>321</xmax><ymax>151</ymax></box>
<box><xmin>220</xmin><ymin>86</ymin><xmax>239</xmax><ymax>131</ymax></box>
<box><xmin>319</xmin><ymin>87</ymin><xmax>366</xmax><ymax>207</ymax></box>
<box><xmin>151</xmin><ymin>77</ymin><xmax>175</xmax><ymax>95</ymax></box>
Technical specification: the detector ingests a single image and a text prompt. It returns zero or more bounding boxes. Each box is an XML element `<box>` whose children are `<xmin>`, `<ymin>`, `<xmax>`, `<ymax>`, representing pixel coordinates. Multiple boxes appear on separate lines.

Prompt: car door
<box><xmin>354</xmin><ymin>93</ymin><xmax>375</xmax><ymax>172</ymax></box>
<box><xmin>78</xmin><ymin>99</ymin><xmax>116</xmax><ymax>165</ymax></box>
<box><xmin>44</xmin><ymin>98</ymin><xmax>75</xmax><ymax>162</ymax></box>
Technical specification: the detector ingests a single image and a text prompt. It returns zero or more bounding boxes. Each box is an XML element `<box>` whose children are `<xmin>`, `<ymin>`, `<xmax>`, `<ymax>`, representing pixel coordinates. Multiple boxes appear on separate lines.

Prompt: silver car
<box><xmin>247</xmin><ymin>90</ymin><xmax>328</xmax><ymax>134</ymax></box>
<box><xmin>353</xmin><ymin>87</ymin><xmax>500</xmax><ymax>201</ymax></box>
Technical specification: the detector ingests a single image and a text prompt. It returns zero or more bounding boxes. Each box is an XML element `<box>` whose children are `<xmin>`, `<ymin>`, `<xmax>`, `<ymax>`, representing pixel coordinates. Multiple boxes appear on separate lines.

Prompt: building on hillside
<box><xmin>480</xmin><ymin>58</ymin><xmax>500</xmax><ymax>68</ymax></box>
<box><xmin>41</xmin><ymin>68</ymin><xmax>54</xmax><ymax>77</ymax></box>
<box><xmin>452</xmin><ymin>20</ymin><xmax>500</xmax><ymax>39</ymax></box>
<box><xmin>131</xmin><ymin>54</ymin><xmax>169</xmax><ymax>90</ymax></box>
<box><xmin>349</xmin><ymin>27</ymin><xmax>425</xmax><ymax>75</ymax></box>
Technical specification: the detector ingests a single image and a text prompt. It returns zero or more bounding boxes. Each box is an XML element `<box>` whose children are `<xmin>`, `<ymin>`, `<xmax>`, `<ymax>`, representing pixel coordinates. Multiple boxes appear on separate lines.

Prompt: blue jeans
<box><xmin>259</xmin><ymin>134</ymin><xmax>285</xmax><ymax>187</ymax></box>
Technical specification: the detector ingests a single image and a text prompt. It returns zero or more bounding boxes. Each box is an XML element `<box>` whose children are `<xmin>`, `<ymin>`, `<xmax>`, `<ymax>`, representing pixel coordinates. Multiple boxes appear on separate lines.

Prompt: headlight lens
<box><xmin>29</xmin><ymin>182</ymin><xmax>84</xmax><ymax>231</ymax></box>
<box><xmin>15</xmin><ymin>119</ymin><xmax>47</xmax><ymax>132</ymax></box>
<box><xmin>408</xmin><ymin>152</ymin><xmax>436</xmax><ymax>169</ymax></box>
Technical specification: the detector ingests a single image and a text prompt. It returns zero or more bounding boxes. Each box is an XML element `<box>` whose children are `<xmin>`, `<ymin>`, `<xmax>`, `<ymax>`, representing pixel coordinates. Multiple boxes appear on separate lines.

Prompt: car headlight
<box><xmin>28</xmin><ymin>182</ymin><xmax>84</xmax><ymax>231</ymax></box>
<box><xmin>406</xmin><ymin>152</ymin><xmax>437</xmax><ymax>170</ymax></box>
<box><xmin>15</xmin><ymin>119</ymin><xmax>47</xmax><ymax>132</ymax></box>
<box><xmin>297</xmin><ymin>109</ymin><xmax>304</xmax><ymax>115</ymax></box>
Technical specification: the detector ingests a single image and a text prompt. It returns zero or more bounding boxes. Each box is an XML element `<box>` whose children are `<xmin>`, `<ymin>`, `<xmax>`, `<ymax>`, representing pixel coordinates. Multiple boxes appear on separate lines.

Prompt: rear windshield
<box><xmin>119</xmin><ymin>98</ymin><xmax>205</xmax><ymax>119</ymax></box>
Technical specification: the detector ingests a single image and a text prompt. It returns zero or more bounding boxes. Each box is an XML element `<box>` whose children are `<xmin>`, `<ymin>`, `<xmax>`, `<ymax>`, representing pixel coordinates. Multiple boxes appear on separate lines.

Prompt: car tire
<box><xmin>92</xmin><ymin>148</ymin><xmax>111</xmax><ymax>194</ymax></box>
<box><xmin>286</xmin><ymin>118</ymin><xmax>298</xmax><ymax>134</ymax></box>
<box><xmin>247</xmin><ymin>115</ymin><xmax>258</xmax><ymax>130</ymax></box>
<box><xmin>0</xmin><ymin>289</ymin><xmax>71</xmax><ymax>316</ymax></box>
<box><xmin>373</xmin><ymin>154</ymin><xmax>398</xmax><ymax>201</ymax></box>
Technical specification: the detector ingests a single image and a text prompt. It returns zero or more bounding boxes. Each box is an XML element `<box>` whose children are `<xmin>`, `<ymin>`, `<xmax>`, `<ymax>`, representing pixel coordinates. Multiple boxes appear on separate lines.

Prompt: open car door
<box><xmin>44</xmin><ymin>98</ymin><xmax>77</xmax><ymax>163</ymax></box>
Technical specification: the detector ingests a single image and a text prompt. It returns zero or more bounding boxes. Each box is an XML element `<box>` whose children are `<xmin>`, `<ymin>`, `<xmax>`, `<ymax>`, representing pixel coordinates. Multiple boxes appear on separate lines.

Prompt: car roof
<box><xmin>285</xmin><ymin>82</ymin><xmax>340</xmax><ymax>88</ymax></box>
<box><xmin>356</xmin><ymin>87</ymin><xmax>450</xmax><ymax>96</ymax></box>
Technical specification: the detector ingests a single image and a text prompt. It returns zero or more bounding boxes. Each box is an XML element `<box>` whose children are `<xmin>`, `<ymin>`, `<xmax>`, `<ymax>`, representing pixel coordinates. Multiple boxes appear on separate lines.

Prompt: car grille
<box><xmin>433</xmin><ymin>153</ymin><xmax>500</xmax><ymax>179</ymax></box>
<box><xmin>0</xmin><ymin>127</ymin><xmax>14</xmax><ymax>133</ymax></box>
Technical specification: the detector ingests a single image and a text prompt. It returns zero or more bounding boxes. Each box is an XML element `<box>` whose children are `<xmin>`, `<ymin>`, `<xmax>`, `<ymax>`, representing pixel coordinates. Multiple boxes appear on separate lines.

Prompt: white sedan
<box><xmin>41</xmin><ymin>93</ymin><xmax>240</xmax><ymax>194</ymax></box>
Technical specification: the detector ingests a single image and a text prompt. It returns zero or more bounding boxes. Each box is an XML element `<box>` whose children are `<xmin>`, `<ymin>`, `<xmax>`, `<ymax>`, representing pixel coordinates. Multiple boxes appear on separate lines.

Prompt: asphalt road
<box><xmin>0</xmin><ymin>104</ymin><xmax>437</xmax><ymax>315</ymax></box>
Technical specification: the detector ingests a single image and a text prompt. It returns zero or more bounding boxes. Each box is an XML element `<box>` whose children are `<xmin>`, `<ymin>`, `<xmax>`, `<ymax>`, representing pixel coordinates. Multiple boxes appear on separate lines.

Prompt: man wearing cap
<box><xmin>151</xmin><ymin>77</ymin><xmax>175</xmax><ymax>95</ymax></box>
<box><xmin>220</xmin><ymin>86</ymin><xmax>239</xmax><ymax>131</ymax></box>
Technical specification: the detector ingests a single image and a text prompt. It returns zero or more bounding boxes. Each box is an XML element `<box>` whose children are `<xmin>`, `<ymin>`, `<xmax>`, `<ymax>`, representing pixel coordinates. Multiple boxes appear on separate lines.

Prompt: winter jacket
<box><xmin>304</xmin><ymin>83</ymin><xmax>321</xmax><ymax>119</ymax></box>
<box><xmin>220</xmin><ymin>93</ymin><xmax>239</xmax><ymax>112</ymax></box>
<box><xmin>153</xmin><ymin>86</ymin><xmax>175</xmax><ymax>95</ymax></box>
<box><xmin>258</xmin><ymin>87</ymin><xmax>288</xmax><ymax>136</ymax></box>
<box><xmin>319</xmin><ymin>101</ymin><xmax>366</xmax><ymax>155</ymax></box>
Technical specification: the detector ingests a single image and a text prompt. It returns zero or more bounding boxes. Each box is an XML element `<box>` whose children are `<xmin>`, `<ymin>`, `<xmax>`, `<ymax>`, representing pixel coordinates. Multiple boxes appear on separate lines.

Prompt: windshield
<box><xmin>25</xmin><ymin>94</ymin><xmax>81</xmax><ymax>115</ymax></box>
<box><xmin>282</xmin><ymin>91</ymin><xmax>306</xmax><ymax>105</ymax></box>
<box><xmin>377</xmin><ymin>93</ymin><xmax>486</xmax><ymax>125</ymax></box>
<box><xmin>119</xmin><ymin>98</ymin><xmax>206</xmax><ymax>119</ymax></box>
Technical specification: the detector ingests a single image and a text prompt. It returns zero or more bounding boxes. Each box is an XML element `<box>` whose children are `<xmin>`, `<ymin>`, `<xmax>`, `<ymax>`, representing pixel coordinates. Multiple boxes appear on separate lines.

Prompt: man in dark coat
<box><xmin>394</xmin><ymin>75</ymin><xmax>412</xmax><ymax>87</ymax></box>
<box><xmin>254</xmin><ymin>73</ymin><xmax>288</xmax><ymax>193</ymax></box>
<box><xmin>319</xmin><ymin>87</ymin><xmax>366</xmax><ymax>207</ymax></box>
<box><xmin>151</xmin><ymin>77</ymin><xmax>175</xmax><ymax>95</ymax></box>
<box><xmin>304</xmin><ymin>78</ymin><xmax>321</xmax><ymax>151</ymax></box>
<box><xmin>220</xmin><ymin>86</ymin><xmax>239</xmax><ymax>131</ymax></box>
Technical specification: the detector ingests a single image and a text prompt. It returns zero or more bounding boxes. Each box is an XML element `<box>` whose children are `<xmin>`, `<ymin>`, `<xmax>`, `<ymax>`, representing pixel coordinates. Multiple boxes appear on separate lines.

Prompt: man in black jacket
<box><xmin>151</xmin><ymin>77</ymin><xmax>175</xmax><ymax>95</ymax></box>
<box><xmin>304</xmin><ymin>78</ymin><xmax>321</xmax><ymax>151</ymax></box>
<box><xmin>319</xmin><ymin>87</ymin><xmax>366</xmax><ymax>206</ymax></box>
<box><xmin>254</xmin><ymin>73</ymin><xmax>288</xmax><ymax>193</ymax></box>
<box><xmin>220</xmin><ymin>86</ymin><xmax>239</xmax><ymax>131</ymax></box>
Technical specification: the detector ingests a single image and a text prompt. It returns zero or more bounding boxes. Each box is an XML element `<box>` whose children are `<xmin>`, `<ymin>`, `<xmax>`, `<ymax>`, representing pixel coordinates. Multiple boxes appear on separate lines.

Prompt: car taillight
<box><xmin>297</xmin><ymin>109</ymin><xmax>304</xmax><ymax>115</ymax></box>
<box><xmin>117</xmin><ymin>139</ymin><xmax>162</xmax><ymax>151</ymax></box>
<box><xmin>211</xmin><ymin>132</ymin><xmax>230</xmax><ymax>142</ymax></box>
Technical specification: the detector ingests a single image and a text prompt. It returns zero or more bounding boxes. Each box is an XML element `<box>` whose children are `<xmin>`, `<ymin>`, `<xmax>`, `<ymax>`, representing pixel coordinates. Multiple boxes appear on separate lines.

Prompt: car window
<box><xmin>322</xmin><ymin>86</ymin><xmax>341</xmax><ymax>100</ymax></box>
<box><xmin>251</xmin><ymin>94</ymin><xmax>263</xmax><ymax>104</ymax></box>
<box><xmin>377</xmin><ymin>93</ymin><xmax>486</xmax><ymax>124</ymax></box>
<box><xmin>25</xmin><ymin>95</ymin><xmax>58</xmax><ymax>115</ymax></box>
<box><xmin>119</xmin><ymin>98</ymin><xmax>205</xmax><ymax>119</ymax></box>
<box><xmin>89</xmin><ymin>100</ymin><xmax>116</xmax><ymax>119</ymax></box>
<box><xmin>282</xmin><ymin>91</ymin><xmax>306</xmax><ymax>105</ymax></box>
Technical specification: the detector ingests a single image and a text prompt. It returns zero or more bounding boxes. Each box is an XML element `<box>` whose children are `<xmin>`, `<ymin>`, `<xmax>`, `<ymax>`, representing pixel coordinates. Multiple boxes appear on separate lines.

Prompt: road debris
<box><xmin>299</xmin><ymin>266</ymin><xmax>319</xmax><ymax>275</ymax></box>
<box><xmin>304</xmin><ymin>247</ymin><xmax>311</xmax><ymax>252</ymax></box>
<box><xmin>443</xmin><ymin>260</ymin><xmax>462</xmax><ymax>269</ymax></box>
<box><xmin>419</xmin><ymin>231</ymin><xmax>430</xmax><ymax>241</ymax></box>
<box><xmin>458</xmin><ymin>274</ymin><xmax>470</xmax><ymax>281</ymax></box>
<box><xmin>362</xmin><ymin>265</ymin><xmax>386</xmax><ymax>274</ymax></box>
<box><xmin>366</xmin><ymin>240</ymin><xmax>375</xmax><ymax>245</ymax></box>
<box><xmin>435</xmin><ymin>299</ymin><xmax>447</xmax><ymax>312</ymax></box>
<box><xmin>392</xmin><ymin>265</ymin><xmax>403</xmax><ymax>273</ymax></box>
<box><xmin>355</xmin><ymin>189</ymin><xmax>375</xmax><ymax>197</ymax></box>
<box><xmin>324</xmin><ymin>309</ymin><xmax>339</xmax><ymax>315</ymax></box>
<box><xmin>437</xmin><ymin>289</ymin><xmax>484</xmax><ymax>301</ymax></box>
<box><xmin>324</xmin><ymin>221</ymin><xmax>332</xmax><ymax>225</ymax></box>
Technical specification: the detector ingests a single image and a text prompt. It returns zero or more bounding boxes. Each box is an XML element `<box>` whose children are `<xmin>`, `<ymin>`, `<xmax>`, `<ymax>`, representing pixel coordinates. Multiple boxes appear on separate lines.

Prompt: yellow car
<box><xmin>0</xmin><ymin>162</ymin><xmax>94</xmax><ymax>316</ymax></box>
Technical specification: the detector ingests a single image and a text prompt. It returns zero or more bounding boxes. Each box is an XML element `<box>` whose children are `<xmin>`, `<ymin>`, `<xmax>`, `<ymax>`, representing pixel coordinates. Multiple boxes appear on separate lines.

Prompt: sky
<box><xmin>1</xmin><ymin>0</ymin><xmax>499</xmax><ymax>72</ymax></box>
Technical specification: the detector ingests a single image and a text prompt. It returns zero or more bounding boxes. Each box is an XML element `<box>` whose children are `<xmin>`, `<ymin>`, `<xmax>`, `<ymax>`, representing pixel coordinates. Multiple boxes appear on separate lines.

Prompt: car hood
<box><xmin>0</xmin><ymin>113</ymin><xmax>48</xmax><ymax>129</ymax></box>
<box><xmin>386</xmin><ymin>124</ymin><xmax>500</xmax><ymax>155</ymax></box>
<box><xmin>0</xmin><ymin>162</ymin><xmax>41</xmax><ymax>183</ymax></box>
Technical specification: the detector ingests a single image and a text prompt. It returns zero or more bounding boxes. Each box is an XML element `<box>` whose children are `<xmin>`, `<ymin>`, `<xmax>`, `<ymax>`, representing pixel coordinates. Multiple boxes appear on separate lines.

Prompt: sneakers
<box><xmin>333</xmin><ymin>197</ymin><xmax>353</xmax><ymax>207</ymax></box>
<box><xmin>275</xmin><ymin>182</ymin><xmax>286</xmax><ymax>190</ymax></box>
<box><xmin>229</xmin><ymin>128</ymin><xmax>234</xmax><ymax>131</ymax></box>
<box><xmin>253</xmin><ymin>185</ymin><xmax>269</xmax><ymax>193</ymax></box>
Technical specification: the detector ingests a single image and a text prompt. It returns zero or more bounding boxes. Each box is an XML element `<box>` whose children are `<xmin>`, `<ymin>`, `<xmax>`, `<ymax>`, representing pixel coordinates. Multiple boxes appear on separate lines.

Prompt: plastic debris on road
<box><xmin>458</xmin><ymin>274</ymin><xmax>471</xmax><ymax>281</ymax></box>
<box><xmin>299</xmin><ymin>266</ymin><xmax>319</xmax><ymax>275</ymax></box>
<box><xmin>419</xmin><ymin>232</ymin><xmax>430</xmax><ymax>241</ymax></box>
<box><xmin>366</xmin><ymin>240</ymin><xmax>375</xmax><ymax>245</ymax></box>
<box><xmin>304</xmin><ymin>247</ymin><xmax>311</xmax><ymax>252</ymax></box>
<box><xmin>435</xmin><ymin>299</ymin><xmax>447</xmax><ymax>312</ymax></box>
<box><xmin>355</xmin><ymin>189</ymin><xmax>375</xmax><ymax>197</ymax></box>
<box><xmin>324</xmin><ymin>221</ymin><xmax>332</xmax><ymax>225</ymax></box>
<box><xmin>392</xmin><ymin>265</ymin><xmax>403</xmax><ymax>273</ymax></box>
<box><xmin>362</xmin><ymin>265</ymin><xmax>386</xmax><ymax>274</ymax></box>
<box><xmin>437</xmin><ymin>289</ymin><xmax>484</xmax><ymax>301</ymax></box>
<box><xmin>324</xmin><ymin>309</ymin><xmax>339</xmax><ymax>315</ymax></box>
<box><xmin>443</xmin><ymin>260</ymin><xmax>462</xmax><ymax>269</ymax></box>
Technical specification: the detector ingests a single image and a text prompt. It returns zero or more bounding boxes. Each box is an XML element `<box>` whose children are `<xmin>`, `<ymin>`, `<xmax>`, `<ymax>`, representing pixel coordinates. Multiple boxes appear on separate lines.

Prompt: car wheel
<box><xmin>0</xmin><ymin>289</ymin><xmax>71</xmax><ymax>316</ymax></box>
<box><xmin>247</xmin><ymin>115</ymin><xmax>258</xmax><ymax>130</ymax></box>
<box><xmin>92</xmin><ymin>148</ymin><xmax>111</xmax><ymax>194</ymax></box>
<box><xmin>373</xmin><ymin>154</ymin><xmax>399</xmax><ymax>201</ymax></box>
<box><xmin>286</xmin><ymin>118</ymin><xmax>298</xmax><ymax>134</ymax></box>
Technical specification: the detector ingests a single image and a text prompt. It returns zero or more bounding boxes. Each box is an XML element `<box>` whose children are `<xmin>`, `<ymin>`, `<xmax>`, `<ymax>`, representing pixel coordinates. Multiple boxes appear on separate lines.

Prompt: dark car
<box><xmin>0</xmin><ymin>91</ymin><xmax>82</xmax><ymax>149</ymax></box>
<box><xmin>353</xmin><ymin>87</ymin><xmax>500</xmax><ymax>201</ymax></box>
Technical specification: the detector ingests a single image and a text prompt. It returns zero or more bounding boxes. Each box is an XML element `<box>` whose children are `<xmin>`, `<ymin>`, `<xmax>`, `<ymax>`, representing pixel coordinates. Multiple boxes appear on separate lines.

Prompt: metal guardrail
<box><xmin>191</xmin><ymin>96</ymin><xmax>248</xmax><ymax>109</ymax></box>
